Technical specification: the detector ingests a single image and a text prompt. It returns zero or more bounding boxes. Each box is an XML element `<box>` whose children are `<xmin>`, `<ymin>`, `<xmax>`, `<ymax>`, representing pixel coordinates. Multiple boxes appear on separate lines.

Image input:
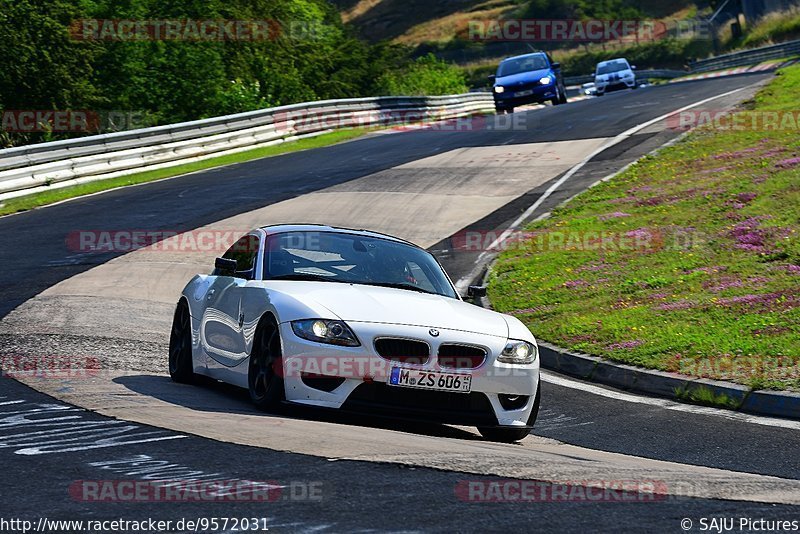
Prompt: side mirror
<box><xmin>551</xmin><ymin>62</ymin><xmax>561</xmax><ymax>70</ymax></box>
<box><xmin>487</xmin><ymin>74</ymin><xmax>496</xmax><ymax>81</ymax></box>
<box><xmin>467</xmin><ymin>285</ymin><xmax>487</xmax><ymax>299</ymax></box>
<box><xmin>215</xmin><ymin>257</ymin><xmax>238</xmax><ymax>274</ymax></box>
<box><xmin>631</xmin><ymin>65</ymin><xmax>637</xmax><ymax>70</ymax></box>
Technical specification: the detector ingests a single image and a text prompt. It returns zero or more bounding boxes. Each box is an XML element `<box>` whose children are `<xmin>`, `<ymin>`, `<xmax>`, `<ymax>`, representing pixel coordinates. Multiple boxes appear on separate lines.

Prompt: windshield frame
<box><xmin>259</xmin><ymin>230</ymin><xmax>460</xmax><ymax>299</ymax></box>
<box><xmin>596</xmin><ymin>60</ymin><xmax>630</xmax><ymax>75</ymax></box>
<box><xmin>497</xmin><ymin>53</ymin><xmax>550</xmax><ymax>78</ymax></box>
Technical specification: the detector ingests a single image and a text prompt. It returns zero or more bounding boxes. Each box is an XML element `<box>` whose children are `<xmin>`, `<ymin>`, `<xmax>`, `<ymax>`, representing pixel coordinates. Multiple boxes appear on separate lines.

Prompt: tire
<box><xmin>478</xmin><ymin>380</ymin><xmax>541</xmax><ymax>443</ymax></box>
<box><xmin>168</xmin><ymin>300</ymin><xmax>197</xmax><ymax>384</ymax></box>
<box><xmin>551</xmin><ymin>84</ymin><xmax>567</xmax><ymax>105</ymax></box>
<box><xmin>550</xmin><ymin>87</ymin><xmax>560</xmax><ymax>106</ymax></box>
<box><xmin>248</xmin><ymin>315</ymin><xmax>285</xmax><ymax>412</ymax></box>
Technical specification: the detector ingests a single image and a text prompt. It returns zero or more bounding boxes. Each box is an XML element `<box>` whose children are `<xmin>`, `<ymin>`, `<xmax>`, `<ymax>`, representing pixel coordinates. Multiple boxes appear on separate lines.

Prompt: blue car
<box><xmin>490</xmin><ymin>52</ymin><xmax>568</xmax><ymax>113</ymax></box>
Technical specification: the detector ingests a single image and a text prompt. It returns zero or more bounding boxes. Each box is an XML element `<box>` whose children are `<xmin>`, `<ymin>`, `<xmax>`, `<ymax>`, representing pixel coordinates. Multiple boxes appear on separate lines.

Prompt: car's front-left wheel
<box><xmin>248</xmin><ymin>315</ymin><xmax>285</xmax><ymax>411</ymax></box>
<box><xmin>169</xmin><ymin>300</ymin><xmax>196</xmax><ymax>384</ymax></box>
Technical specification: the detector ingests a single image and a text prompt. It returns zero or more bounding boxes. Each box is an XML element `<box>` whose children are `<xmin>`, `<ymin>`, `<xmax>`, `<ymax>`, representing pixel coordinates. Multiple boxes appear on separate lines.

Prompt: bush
<box><xmin>377</xmin><ymin>53</ymin><xmax>468</xmax><ymax>96</ymax></box>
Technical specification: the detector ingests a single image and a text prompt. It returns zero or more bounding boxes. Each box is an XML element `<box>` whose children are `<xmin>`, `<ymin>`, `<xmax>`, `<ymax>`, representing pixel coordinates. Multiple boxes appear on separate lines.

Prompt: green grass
<box><xmin>675</xmin><ymin>386</ymin><xmax>741</xmax><ymax>410</ymax></box>
<box><xmin>489</xmin><ymin>65</ymin><xmax>800</xmax><ymax>391</ymax></box>
<box><xmin>739</xmin><ymin>8</ymin><xmax>800</xmax><ymax>49</ymax></box>
<box><xmin>0</xmin><ymin>128</ymin><xmax>369</xmax><ymax>217</ymax></box>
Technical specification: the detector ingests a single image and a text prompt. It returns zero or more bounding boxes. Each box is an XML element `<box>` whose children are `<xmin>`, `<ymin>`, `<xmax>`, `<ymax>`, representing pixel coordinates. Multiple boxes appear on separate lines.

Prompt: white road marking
<box><xmin>455</xmin><ymin>85</ymin><xmax>752</xmax><ymax>291</ymax></box>
<box><xmin>541</xmin><ymin>371</ymin><xmax>800</xmax><ymax>431</ymax></box>
<box><xmin>0</xmin><ymin>399</ymin><xmax>186</xmax><ymax>455</ymax></box>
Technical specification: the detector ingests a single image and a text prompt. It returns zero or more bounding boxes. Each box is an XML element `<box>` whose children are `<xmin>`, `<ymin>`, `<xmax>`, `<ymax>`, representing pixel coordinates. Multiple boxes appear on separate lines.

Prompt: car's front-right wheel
<box><xmin>478</xmin><ymin>379</ymin><xmax>541</xmax><ymax>443</ymax></box>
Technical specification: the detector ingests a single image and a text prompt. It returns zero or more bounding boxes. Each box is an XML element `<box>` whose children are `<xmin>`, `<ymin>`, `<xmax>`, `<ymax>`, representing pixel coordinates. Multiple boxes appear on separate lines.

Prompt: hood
<box><xmin>264</xmin><ymin>281</ymin><xmax>509</xmax><ymax>338</ymax></box>
<box><xmin>496</xmin><ymin>68</ymin><xmax>552</xmax><ymax>87</ymax></box>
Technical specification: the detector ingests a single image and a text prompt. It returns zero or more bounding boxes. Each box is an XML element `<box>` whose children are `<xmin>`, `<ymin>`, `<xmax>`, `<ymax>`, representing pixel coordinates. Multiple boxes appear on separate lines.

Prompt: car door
<box><xmin>202</xmin><ymin>234</ymin><xmax>260</xmax><ymax>373</ymax></box>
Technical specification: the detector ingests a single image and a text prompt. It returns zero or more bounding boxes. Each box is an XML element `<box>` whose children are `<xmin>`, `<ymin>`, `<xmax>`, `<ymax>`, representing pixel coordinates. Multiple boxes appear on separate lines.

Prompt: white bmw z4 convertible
<box><xmin>169</xmin><ymin>224</ymin><xmax>540</xmax><ymax>442</ymax></box>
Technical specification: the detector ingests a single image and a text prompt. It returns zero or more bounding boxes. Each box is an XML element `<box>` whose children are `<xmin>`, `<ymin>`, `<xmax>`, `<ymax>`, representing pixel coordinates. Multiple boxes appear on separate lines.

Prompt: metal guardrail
<box><xmin>565</xmin><ymin>69</ymin><xmax>688</xmax><ymax>85</ymax></box>
<box><xmin>0</xmin><ymin>93</ymin><xmax>494</xmax><ymax>200</ymax></box>
<box><xmin>689</xmin><ymin>38</ymin><xmax>800</xmax><ymax>73</ymax></box>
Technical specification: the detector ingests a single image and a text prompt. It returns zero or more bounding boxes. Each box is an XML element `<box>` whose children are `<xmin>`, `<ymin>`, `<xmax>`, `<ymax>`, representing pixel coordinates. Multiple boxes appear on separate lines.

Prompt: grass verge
<box><xmin>488</xmin><ymin>65</ymin><xmax>800</xmax><ymax>391</ymax></box>
<box><xmin>0</xmin><ymin>128</ymin><xmax>369</xmax><ymax>217</ymax></box>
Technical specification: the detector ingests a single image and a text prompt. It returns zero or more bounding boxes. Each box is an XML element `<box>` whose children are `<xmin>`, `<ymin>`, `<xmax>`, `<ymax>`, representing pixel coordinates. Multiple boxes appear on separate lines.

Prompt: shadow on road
<box><xmin>114</xmin><ymin>373</ymin><xmax>483</xmax><ymax>441</ymax></box>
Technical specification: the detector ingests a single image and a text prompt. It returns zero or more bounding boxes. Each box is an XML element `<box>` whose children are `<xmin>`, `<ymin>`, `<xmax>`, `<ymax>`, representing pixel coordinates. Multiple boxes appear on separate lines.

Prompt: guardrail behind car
<box><xmin>689</xmin><ymin>38</ymin><xmax>800</xmax><ymax>73</ymax></box>
<box><xmin>0</xmin><ymin>93</ymin><xmax>494</xmax><ymax>200</ymax></box>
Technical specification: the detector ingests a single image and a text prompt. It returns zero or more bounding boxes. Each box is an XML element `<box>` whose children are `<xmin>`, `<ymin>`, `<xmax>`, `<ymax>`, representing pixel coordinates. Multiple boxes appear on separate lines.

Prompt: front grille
<box><xmin>374</xmin><ymin>338</ymin><xmax>429</xmax><ymax>365</ymax></box>
<box><xmin>438</xmin><ymin>344</ymin><xmax>487</xmax><ymax>369</ymax></box>
<box><xmin>342</xmin><ymin>382</ymin><xmax>498</xmax><ymax>426</ymax></box>
<box><xmin>514</xmin><ymin>82</ymin><xmax>537</xmax><ymax>91</ymax></box>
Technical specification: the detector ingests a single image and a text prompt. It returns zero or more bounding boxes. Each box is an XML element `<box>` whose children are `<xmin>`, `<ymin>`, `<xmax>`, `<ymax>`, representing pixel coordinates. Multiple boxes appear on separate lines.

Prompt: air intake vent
<box><xmin>438</xmin><ymin>344</ymin><xmax>487</xmax><ymax>369</ymax></box>
<box><xmin>374</xmin><ymin>338</ymin><xmax>429</xmax><ymax>365</ymax></box>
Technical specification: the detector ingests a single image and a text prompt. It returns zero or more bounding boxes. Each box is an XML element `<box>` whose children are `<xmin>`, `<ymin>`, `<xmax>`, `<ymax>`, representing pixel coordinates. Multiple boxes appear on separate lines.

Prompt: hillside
<box><xmin>333</xmin><ymin>0</ymin><xmax>700</xmax><ymax>45</ymax></box>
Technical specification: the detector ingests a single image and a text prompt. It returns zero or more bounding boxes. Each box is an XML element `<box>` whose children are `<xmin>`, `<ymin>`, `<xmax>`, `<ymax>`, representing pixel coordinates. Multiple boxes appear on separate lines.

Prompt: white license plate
<box><xmin>389</xmin><ymin>367</ymin><xmax>472</xmax><ymax>393</ymax></box>
<box><xmin>514</xmin><ymin>89</ymin><xmax>534</xmax><ymax>97</ymax></box>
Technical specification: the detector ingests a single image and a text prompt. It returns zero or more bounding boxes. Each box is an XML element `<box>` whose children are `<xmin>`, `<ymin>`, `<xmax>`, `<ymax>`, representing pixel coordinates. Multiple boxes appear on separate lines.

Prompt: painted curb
<box><xmin>538</xmin><ymin>342</ymin><xmax>800</xmax><ymax>420</ymax></box>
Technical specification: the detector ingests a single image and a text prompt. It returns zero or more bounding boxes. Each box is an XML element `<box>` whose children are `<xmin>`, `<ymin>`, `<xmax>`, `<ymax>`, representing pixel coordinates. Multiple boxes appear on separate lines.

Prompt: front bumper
<box><xmin>596</xmin><ymin>78</ymin><xmax>636</xmax><ymax>92</ymax></box>
<box><xmin>279</xmin><ymin>321</ymin><xmax>539</xmax><ymax>427</ymax></box>
<box><xmin>494</xmin><ymin>83</ymin><xmax>557</xmax><ymax>108</ymax></box>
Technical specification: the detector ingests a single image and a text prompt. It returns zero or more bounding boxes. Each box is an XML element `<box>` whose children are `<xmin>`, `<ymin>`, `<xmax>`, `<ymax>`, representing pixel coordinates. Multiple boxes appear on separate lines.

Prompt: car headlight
<box><xmin>291</xmin><ymin>319</ymin><xmax>360</xmax><ymax>347</ymax></box>
<box><xmin>498</xmin><ymin>340</ymin><xmax>537</xmax><ymax>364</ymax></box>
<box><xmin>494</xmin><ymin>86</ymin><xmax>505</xmax><ymax>93</ymax></box>
<box><xmin>539</xmin><ymin>76</ymin><xmax>552</xmax><ymax>85</ymax></box>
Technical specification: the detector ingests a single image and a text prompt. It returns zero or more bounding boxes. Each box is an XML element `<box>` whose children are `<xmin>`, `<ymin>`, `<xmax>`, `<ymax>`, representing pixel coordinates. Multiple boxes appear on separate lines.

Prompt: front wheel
<box><xmin>478</xmin><ymin>380</ymin><xmax>541</xmax><ymax>443</ymax></box>
<box><xmin>248</xmin><ymin>315</ymin><xmax>285</xmax><ymax>411</ymax></box>
<box><xmin>168</xmin><ymin>300</ymin><xmax>196</xmax><ymax>384</ymax></box>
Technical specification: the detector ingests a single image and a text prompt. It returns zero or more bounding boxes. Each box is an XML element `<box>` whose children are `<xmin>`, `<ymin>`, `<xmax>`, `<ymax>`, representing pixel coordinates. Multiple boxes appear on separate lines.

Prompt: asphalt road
<box><xmin>2</xmin><ymin>72</ymin><xmax>798</xmax><ymax>531</ymax></box>
<box><xmin>4</xmin><ymin>378</ymin><xmax>800</xmax><ymax>533</ymax></box>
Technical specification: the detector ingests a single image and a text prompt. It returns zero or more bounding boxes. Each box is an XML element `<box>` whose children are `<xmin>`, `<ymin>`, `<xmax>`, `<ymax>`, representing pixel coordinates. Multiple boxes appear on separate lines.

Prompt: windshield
<box><xmin>497</xmin><ymin>54</ymin><xmax>548</xmax><ymax>77</ymax></box>
<box><xmin>262</xmin><ymin>231</ymin><xmax>458</xmax><ymax>298</ymax></box>
<box><xmin>596</xmin><ymin>60</ymin><xmax>629</xmax><ymax>75</ymax></box>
